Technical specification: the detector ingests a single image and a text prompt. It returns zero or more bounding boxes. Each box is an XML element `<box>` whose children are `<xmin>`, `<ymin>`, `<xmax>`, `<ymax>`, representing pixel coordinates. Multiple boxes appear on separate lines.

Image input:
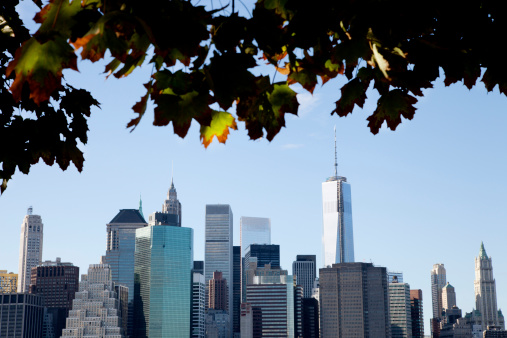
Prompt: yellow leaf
<box><xmin>200</xmin><ymin>111</ymin><xmax>237</xmax><ymax>148</ymax></box>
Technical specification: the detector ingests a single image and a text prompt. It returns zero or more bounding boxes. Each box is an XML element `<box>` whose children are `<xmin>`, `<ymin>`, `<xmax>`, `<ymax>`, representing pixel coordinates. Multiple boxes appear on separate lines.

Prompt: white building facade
<box><xmin>389</xmin><ymin>282</ymin><xmax>413</xmax><ymax>338</ymax></box>
<box><xmin>17</xmin><ymin>207</ymin><xmax>43</xmax><ymax>293</ymax></box>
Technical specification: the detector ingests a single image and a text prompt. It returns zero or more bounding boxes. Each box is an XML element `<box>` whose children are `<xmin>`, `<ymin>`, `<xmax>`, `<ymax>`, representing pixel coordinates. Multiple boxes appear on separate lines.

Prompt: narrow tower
<box><xmin>17</xmin><ymin>206</ymin><xmax>43</xmax><ymax>292</ymax></box>
<box><xmin>322</xmin><ymin>128</ymin><xmax>354</xmax><ymax>266</ymax></box>
<box><xmin>474</xmin><ymin>242</ymin><xmax>501</xmax><ymax>329</ymax></box>
<box><xmin>162</xmin><ymin>177</ymin><xmax>182</xmax><ymax>226</ymax></box>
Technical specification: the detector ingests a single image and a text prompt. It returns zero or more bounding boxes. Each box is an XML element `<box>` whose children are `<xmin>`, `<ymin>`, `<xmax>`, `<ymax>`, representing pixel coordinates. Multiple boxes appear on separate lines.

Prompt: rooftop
<box><xmin>109</xmin><ymin>209</ymin><xmax>147</xmax><ymax>224</ymax></box>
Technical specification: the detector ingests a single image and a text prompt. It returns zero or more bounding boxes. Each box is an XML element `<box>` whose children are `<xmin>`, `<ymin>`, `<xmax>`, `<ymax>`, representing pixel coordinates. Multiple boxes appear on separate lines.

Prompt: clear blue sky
<box><xmin>2</xmin><ymin>2</ymin><xmax>507</xmax><ymax>335</ymax></box>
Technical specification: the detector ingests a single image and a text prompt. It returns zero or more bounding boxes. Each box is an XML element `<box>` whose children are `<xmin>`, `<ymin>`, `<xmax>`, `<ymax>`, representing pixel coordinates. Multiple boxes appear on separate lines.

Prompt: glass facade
<box><xmin>240</xmin><ymin>217</ymin><xmax>271</xmax><ymax>257</ymax></box>
<box><xmin>322</xmin><ymin>176</ymin><xmax>354</xmax><ymax>267</ymax></box>
<box><xmin>134</xmin><ymin>225</ymin><xmax>193</xmax><ymax>337</ymax></box>
<box><xmin>205</xmin><ymin>205</ymin><xmax>233</xmax><ymax>314</ymax></box>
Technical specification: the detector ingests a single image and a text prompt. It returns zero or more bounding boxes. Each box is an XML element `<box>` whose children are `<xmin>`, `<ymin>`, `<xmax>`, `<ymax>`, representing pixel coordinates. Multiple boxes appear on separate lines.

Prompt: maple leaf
<box><xmin>34</xmin><ymin>0</ymin><xmax>82</xmax><ymax>36</ymax></box>
<box><xmin>6</xmin><ymin>36</ymin><xmax>77</xmax><ymax>104</ymax></box>
<box><xmin>333</xmin><ymin>77</ymin><xmax>369</xmax><ymax>117</ymax></box>
<box><xmin>367</xmin><ymin>89</ymin><xmax>418</xmax><ymax>134</ymax></box>
<box><xmin>200</xmin><ymin>111</ymin><xmax>237</xmax><ymax>148</ymax></box>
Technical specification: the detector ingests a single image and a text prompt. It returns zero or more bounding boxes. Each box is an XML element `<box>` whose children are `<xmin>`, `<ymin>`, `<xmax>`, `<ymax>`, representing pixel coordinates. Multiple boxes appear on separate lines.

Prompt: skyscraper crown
<box><xmin>479</xmin><ymin>242</ymin><xmax>488</xmax><ymax>259</ymax></box>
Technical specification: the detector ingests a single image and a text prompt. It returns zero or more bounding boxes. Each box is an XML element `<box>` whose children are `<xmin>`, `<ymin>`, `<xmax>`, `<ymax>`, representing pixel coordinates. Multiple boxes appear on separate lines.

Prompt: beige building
<box><xmin>17</xmin><ymin>206</ymin><xmax>43</xmax><ymax>293</ymax></box>
<box><xmin>442</xmin><ymin>282</ymin><xmax>457</xmax><ymax>311</ymax></box>
<box><xmin>0</xmin><ymin>270</ymin><xmax>18</xmax><ymax>293</ymax></box>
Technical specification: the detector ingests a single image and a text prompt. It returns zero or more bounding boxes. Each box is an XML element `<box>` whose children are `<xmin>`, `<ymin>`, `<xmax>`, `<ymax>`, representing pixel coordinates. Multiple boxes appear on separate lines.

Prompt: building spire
<box><xmin>479</xmin><ymin>241</ymin><xmax>488</xmax><ymax>259</ymax></box>
<box><xmin>334</xmin><ymin>126</ymin><xmax>338</xmax><ymax>177</ymax></box>
<box><xmin>139</xmin><ymin>194</ymin><xmax>144</xmax><ymax>219</ymax></box>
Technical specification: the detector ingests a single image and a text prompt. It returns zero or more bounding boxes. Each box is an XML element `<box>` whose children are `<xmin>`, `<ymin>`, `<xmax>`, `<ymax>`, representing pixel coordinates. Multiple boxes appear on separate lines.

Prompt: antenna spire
<box><xmin>334</xmin><ymin>126</ymin><xmax>338</xmax><ymax>177</ymax></box>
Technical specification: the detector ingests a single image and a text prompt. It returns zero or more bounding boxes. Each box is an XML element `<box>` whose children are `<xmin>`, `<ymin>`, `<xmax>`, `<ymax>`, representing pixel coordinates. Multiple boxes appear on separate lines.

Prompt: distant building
<box><xmin>209</xmin><ymin>271</ymin><xmax>228</xmax><ymax>311</ymax></box>
<box><xmin>240</xmin><ymin>303</ymin><xmax>253</xmax><ymax>338</ymax></box>
<box><xmin>206</xmin><ymin>309</ymin><xmax>230</xmax><ymax>338</ymax></box>
<box><xmin>61</xmin><ymin>260</ymin><xmax>124</xmax><ymax>337</ymax></box>
<box><xmin>484</xmin><ymin>327</ymin><xmax>507</xmax><ymax>337</ymax></box>
<box><xmin>18</xmin><ymin>206</ymin><xmax>43</xmax><ymax>293</ymax></box>
<box><xmin>29</xmin><ymin>258</ymin><xmax>79</xmax><ymax>338</ymax></box>
<box><xmin>389</xmin><ymin>281</ymin><xmax>412</xmax><ymax>338</ymax></box>
<box><xmin>475</xmin><ymin>243</ymin><xmax>503</xmax><ymax>329</ymax></box>
<box><xmin>292</xmin><ymin>255</ymin><xmax>316</xmax><ymax>298</ymax></box>
<box><xmin>134</xmin><ymin>218</ymin><xmax>193</xmax><ymax>337</ymax></box>
<box><xmin>192</xmin><ymin>273</ymin><xmax>205</xmax><ymax>338</ymax></box>
<box><xmin>295</xmin><ymin>285</ymin><xmax>304</xmax><ymax>338</ymax></box>
<box><xmin>388</xmin><ymin>271</ymin><xmax>404</xmax><ymax>283</ymax></box>
<box><xmin>240</xmin><ymin>217</ymin><xmax>271</xmax><ymax>257</ymax></box>
<box><xmin>432</xmin><ymin>264</ymin><xmax>447</xmax><ymax>319</ymax></box>
<box><xmin>302</xmin><ymin>297</ymin><xmax>320</xmax><ymax>338</ymax></box>
<box><xmin>0</xmin><ymin>270</ymin><xmax>17</xmax><ymax>293</ymax></box>
<box><xmin>410</xmin><ymin>289</ymin><xmax>424</xmax><ymax>338</ymax></box>
<box><xmin>233</xmin><ymin>246</ymin><xmax>241</xmax><ymax>336</ymax></box>
<box><xmin>319</xmin><ymin>262</ymin><xmax>390</xmax><ymax>337</ymax></box>
<box><xmin>442</xmin><ymin>282</ymin><xmax>457</xmax><ymax>311</ymax></box>
<box><xmin>104</xmin><ymin>208</ymin><xmax>147</xmax><ymax>338</ymax></box>
<box><xmin>0</xmin><ymin>293</ymin><xmax>44</xmax><ymax>337</ymax></box>
<box><xmin>161</xmin><ymin>178</ymin><xmax>182</xmax><ymax>226</ymax></box>
<box><xmin>194</xmin><ymin>261</ymin><xmax>204</xmax><ymax>275</ymax></box>
<box><xmin>243</xmin><ymin>244</ymin><xmax>280</xmax><ymax>302</ymax></box>
<box><xmin>322</xmin><ymin>130</ymin><xmax>354</xmax><ymax>266</ymax></box>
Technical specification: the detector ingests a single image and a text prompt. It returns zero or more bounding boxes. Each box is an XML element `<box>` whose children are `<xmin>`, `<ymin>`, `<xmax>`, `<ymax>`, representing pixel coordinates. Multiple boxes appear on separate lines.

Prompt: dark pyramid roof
<box><xmin>109</xmin><ymin>209</ymin><xmax>147</xmax><ymax>224</ymax></box>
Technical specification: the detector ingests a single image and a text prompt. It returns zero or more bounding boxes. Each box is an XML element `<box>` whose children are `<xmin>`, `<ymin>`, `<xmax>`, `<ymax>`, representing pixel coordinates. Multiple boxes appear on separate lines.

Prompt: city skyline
<box><xmin>2</xmin><ymin>5</ymin><xmax>507</xmax><ymax>332</ymax></box>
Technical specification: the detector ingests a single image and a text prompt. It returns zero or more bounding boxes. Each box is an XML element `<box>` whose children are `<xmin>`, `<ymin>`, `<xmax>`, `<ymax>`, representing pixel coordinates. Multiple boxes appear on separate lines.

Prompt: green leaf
<box><xmin>200</xmin><ymin>111</ymin><xmax>237</xmax><ymax>148</ymax></box>
<box><xmin>367</xmin><ymin>89</ymin><xmax>418</xmax><ymax>134</ymax></box>
<box><xmin>333</xmin><ymin>78</ymin><xmax>369</xmax><ymax>117</ymax></box>
<box><xmin>268</xmin><ymin>83</ymin><xmax>299</xmax><ymax>116</ymax></box>
<box><xmin>288</xmin><ymin>68</ymin><xmax>318</xmax><ymax>93</ymax></box>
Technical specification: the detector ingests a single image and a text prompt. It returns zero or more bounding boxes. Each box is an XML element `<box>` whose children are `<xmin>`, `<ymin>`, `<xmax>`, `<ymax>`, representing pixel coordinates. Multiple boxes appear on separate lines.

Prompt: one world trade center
<box><xmin>322</xmin><ymin>128</ymin><xmax>354</xmax><ymax>267</ymax></box>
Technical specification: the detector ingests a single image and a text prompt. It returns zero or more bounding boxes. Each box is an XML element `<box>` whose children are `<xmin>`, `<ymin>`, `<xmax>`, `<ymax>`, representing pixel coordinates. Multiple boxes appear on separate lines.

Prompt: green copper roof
<box><xmin>444</xmin><ymin>282</ymin><xmax>454</xmax><ymax>288</ymax></box>
<box><xmin>479</xmin><ymin>242</ymin><xmax>488</xmax><ymax>259</ymax></box>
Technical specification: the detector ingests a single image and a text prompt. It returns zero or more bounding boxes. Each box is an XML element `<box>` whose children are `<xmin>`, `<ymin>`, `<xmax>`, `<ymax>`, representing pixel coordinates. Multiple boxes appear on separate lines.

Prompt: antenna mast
<box><xmin>334</xmin><ymin>126</ymin><xmax>338</xmax><ymax>177</ymax></box>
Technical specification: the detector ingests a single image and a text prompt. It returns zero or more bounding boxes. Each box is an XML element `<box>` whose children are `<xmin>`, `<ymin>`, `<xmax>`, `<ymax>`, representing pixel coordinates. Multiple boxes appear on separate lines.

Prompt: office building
<box><xmin>205</xmin><ymin>204</ymin><xmax>233</xmax><ymax>314</ymax></box>
<box><xmin>61</xmin><ymin>260</ymin><xmax>123</xmax><ymax>337</ymax></box>
<box><xmin>302</xmin><ymin>298</ymin><xmax>320</xmax><ymax>338</ymax></box>
<box><xmin>161</xmin><ymin>178</ymin><xmax>182</xmax><ymax>226</ymax></box>
<box><xmin>134</xmin><ymin>219</ymin><xmax>193</xmax><ymax>337</ymax></box>
<box><xmin>295</xmin><ymin>285</ymin><xmax>303</xmax><ymax>338</ymax></box>
<box><xmin>192</xmin><ymin>272</ymin><xmax>205</xmax><ymax>338</ymax></box>
<box><xmin>388</xmin><ymin>271</ymin><xmax>404</xmax><ymax>283</ymax></box>
<box><xmin>484</xmin><ymin>328</ymin><xmax>507</xmax><ymax>337</ymax></box>
<box><xmin>475</xmin><ymin>242</ymin><xmax>503</xmax><ymax>329</ymax></box>
<box><xmin>431</xmin><ymin>263</ymin><xmax>447</xmax><ymax>319</ymax></box>
<box><xmin>233</xmin><ymin>246</ymin><xmax>241</xmax><ymax>336</ymax></box>
<box><xmin>322</xmin><ymin>129</ymin><xmax>354</xmax><ymax>266</ymax></box>
<box><xmin>29</xmin><ymin>258</ymin><xmax>79</xmax><ymax>338</ymax></box>
<box><xmin>240</xmin><ymin>303</ymin><xmax>253</xmax><ymax>338</ymax></box>
<box><xmin>194</xmin><ymin>261</ymin><xmax>204</xmax><ymax>275</ymax></box>
<box><xmin>209</xmin><ymin>271</ymin><xmax>228</xmax><ymax>311</ymax></box>
<box><xmin>0</xmin><ymin>293</ymin><xmax>44</xmax><ymax>337</ymax></box>
<box><xmin>0</xmin><ymin>271</ymin><xmax>17</xmax><ymax>293</ymax></box>
<box><xmin>206</xmin><ymin>309</ymin><xmax>230</xmax><ymax>338</ymax></box>
<box><xmin>244</xmin><ymin>244</ymin><xmax>280</xmax><ymax>270</ymax></box>
<box><xmin>389</xmin><ymin>281</ymin><xmax>412</xmax><ymax>338</ymax></box>
<box><xmin>319</xmin><ymin>262</ymin><xmax>390</xmax><ymax>337</ymax></box>
<box><xmin>240</xmin><ymin>217</ymin><xmax>271</xmax><ymax>257</ymax></box>
<box><xmin>104</xmin><ymin>208</ymin><xmax>147</xmax><ymax>337</ymax></box>
<box><xmin>292</xmin><ymin>255</ymin><xmax>316</xmax><ymax>298</ymax></box>
<box><xmin>246</xmin><ymin>268</ymin><xmax>296</xmax><ymax>337</ymax></box>
<box><xmin>17</xmin><ymin>206</ymin><xmax>43</xmax><ymax>293</ymax></box>
<box><xmin>442</xmin><ymin>282</ymin><xmax>457</xmax><ymax>311</ymax></box>
<box><xmin>410</xmin><ymin>289</ymin><xmax>424</xmax><ymax>338</ymax></box>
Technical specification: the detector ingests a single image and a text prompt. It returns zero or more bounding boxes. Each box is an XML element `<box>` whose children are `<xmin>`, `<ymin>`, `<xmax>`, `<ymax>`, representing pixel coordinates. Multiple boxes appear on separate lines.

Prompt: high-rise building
<box><xmin>292</xmin><ymin>255</ymin><xmax>316</xmax><ymax>298</ymax></box>
<box><xmin>0</xmin><ymin>293</ymin><xmax>44</xmax><ymax>337</ymax></box>
<box><xmin>205</xmin><ymin>204</ymin><xmax>233</xmax><ymax>315</ymax></box>
<box><xmin>29</xmin><ymin>258</ymin><xmax>79</xmax><ymax>338</ymax></box>
<box><xmin>319</xmin><ymin>262</ymin><xmax>390</xmax><ymax>337</ymax></box>
<box><xmin>442</xmin><ymin>282</ymin><xmax>457</xmax><ymax>311</ymax></box>
<box><xmin>134</xmin><ymin>218</ymin><xmax>193</xmax><ymax>337</ymax></box>
<box><xmin>410</xmin><ymin>289</ymin><xmax>424</xmax><ymax>338</ymax></box>
<box><xmin>17</xmin><ymin>206</ymin><xmax>43</xmax><ymax>293</ymax></box>
<box><xmin>388</xmin><ymin>271</ymin><xmax>404</xmax><ymax>283</ymax></box>
<box><xmin>209</xmin><ymin>271</ymin><xmax>228</xmax><ymax>311</ymax></box>
<box><xmin>162</xmin><ymin>178</ymin><xmax>182</xmax><ymax>226</ymax></box>
<box><xmin>295</xmin><ymin>284</ymin><xmax>304</xmax><ymax>338</ymax></box>
<box><xmin>194</xmin><ymin>261</ymin><xmax>204</xmax><ymax>275</ymax></box>
<box><xmin>474</xmin><ymin>242</ymin><xmax>502</xmax><ymax>329</ymax></box>
<box><xmin>246</xmin><ymin>268</ymin><xmax>296</xmax><ymax>337</ymax></box>
<box><xmin>192</xmin><ymin>272</ymin><xmax>205</xmax><ymax>338</ymax></box>
<box><xmin>233</xmin><ymin>246</ymin><xmax>241</xmax><ymax>336</ymax></box>
<box><xmin>0</xmin><ymin>270</ymin><xmax>17</xmax><ymax>293</ymax></box>
<box><xmin>244</xmin><ymin>244</ymin><xmax>280</xmax><ymax>270</ymax></box>
<box><xmin>302</xmin><ymin>298</ymin><xmax>320</xmax><ymax>338</ymax></box>
<box><xmin>389</xmin><ymin>281</ymin><xmax>412</xmax><ymax>338</ymax></box>
<box><xmin>104</xmin><ymin>208</ymin><xmax>147</xmax><ymax>338</ymax></box>
<box><xmin>61</xmin><ymin>260</ymin><xmax>124</xmax><ymax>337</ymax></box>
<box><xmin>322</xmin><ymin>130</ymin><xmax>354</xmax><ymax>266</ymax></box>
<box><xmin>240</xmin><ymin>217</ymin><xmax>271</xmax><ymax>257</ymax></box>
<box><xmin>240</xmin><ymin>303</ymin><xmax>253</xmax><ymax>338</ymax></box>
<box><xmin>431</xmin><ymin>263</ymin><xmax>447</xmax><ymax>319</ymax></box>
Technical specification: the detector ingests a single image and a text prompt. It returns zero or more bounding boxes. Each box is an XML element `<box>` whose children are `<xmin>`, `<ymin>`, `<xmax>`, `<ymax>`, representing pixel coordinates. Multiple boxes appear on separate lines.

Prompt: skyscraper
<box><xmin>104</xmin><ymin>208</ymin><xmax>147</xmax><ymax>338</ymax></box>
<box><xmin>30</xmin><ymin>258</ymin><xmax>79</xmax><ymax>338</ymax></box>
<box><xmin>322</xmin><ymin>129</ymin><xmax>354</xmax><ymax>266</ymax></box>
<box><xmin>431</xmin><ymin>263</ymin><xmax>447</xmax><ymax>319</ymax></box>
<box><xmin>61</xmin><ymin>260</ymin><xmax>124</xmax><ymax>337</ymax></box>
<box><xmin>474</xmin><ymin>242</ymin><xmax>502</xmax><ymax>329</ymax></box>
<box><xmin>319</xmin><ymin>262</ymin><xmax>390</xmax><ymax>337</ymax></box>
<box><xmin>233</xmin><ymin>246</ymin><xmax>241</xmax><ymax>336</ymax></box>
<box><xmin>244</xmin><ymin>244</ymin><xmax>280</xmax><ymax>270</ymax></box>
<box><xmin>389</xmin><ymin>280</ymin><xmax>412</xmax><ymax>338</ymax></box>
<box><xmin>17</xmin><ymin>206</ymin><xmax>43</xmax><ymax>293</ymax></box>
<box><xmin>192</xmin><ymin>272</ymin><xmax>205</xmax><ymax>338</ymax></box>
<box><xmin>209</xmin><ymin>271</ymin><xmax>228</xmax><ymax>311</ymax></box>
<box><xmin>0</xmin><ymin>293</ymin><xmax>44</xmax><ymax>337</ymax></box>
<box><xmin>410</xmin><ymin>289</ymin><xmax>424</xmax><ymax>338</ymax></box>
<box><xmin>442</xmin><ymin>282</ymin><xmax>457</xmax><ymax>311</ymax></box>
<box><xmin>162</xmin><ymin>178</ymin><xmax>182</xmax><ymax>226</ymax></box>
<box><xmin>134</xmin><ymin>220</ymin><xmax>193</xmax><ymax>337</ymax></box>
<box><xmin>292</xmin><ymin>255</ymin><xmax>316</xmax><ymax>298</ymax></box>
<box><xmin>205</xmin><ymin>204</ymin><xmax>233</xmax><ymax>314</ymax></box>
<box><xmin>240</xmin><ymin>217</ymin><xmax>271</xmax><ymax>257</ymax></box>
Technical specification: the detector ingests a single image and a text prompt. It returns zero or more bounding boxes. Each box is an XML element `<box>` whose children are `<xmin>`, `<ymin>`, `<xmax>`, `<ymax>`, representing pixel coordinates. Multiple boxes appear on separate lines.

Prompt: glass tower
<box><xmin>240</xmin><ymin>216</ymin><xmax>271</xmax><ymax>256</ymax></box>
<box><xmin>205</xmin><ymin>205</ymin><xmax>233</xmax><ymax>314</ymax></box>
<box><xmin>322</xmin><ymin>131</ymin><xmax>354</xmax><ymax>266</ymax></box>
<box><xmin>134</xmin><ymin>224</ymin><xmax>193</xmax><ymax>337</ymax></box>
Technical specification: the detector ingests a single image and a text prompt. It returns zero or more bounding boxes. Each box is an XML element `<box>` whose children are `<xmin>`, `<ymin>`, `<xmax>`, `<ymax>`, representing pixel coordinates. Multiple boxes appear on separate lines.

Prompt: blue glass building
<box><xmin>134</xmin><ymin>222</ymin><xmax>193</xmax><ymax>337</ymax></box>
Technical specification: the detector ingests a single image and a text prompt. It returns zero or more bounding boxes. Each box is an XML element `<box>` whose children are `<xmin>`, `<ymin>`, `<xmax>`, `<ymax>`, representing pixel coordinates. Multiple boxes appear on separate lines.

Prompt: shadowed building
<box><xmin>0</xmin><ymin>293</ymin><xmax>44</xmax><ymax>337</ymax></box>
<box><xmin>410</xmin><ymin>289</ymin><xmax>424</xmax><ymax>338</ymax></box>
<box><xmin>292</xmin><ymin>255</ymin><xmax>316</xmax><ymax>298</ymax></box>
<box><xmin>233</xmin><ymin>246</ymin><xmax>241</xmax><ymax>336</ymax></box>
<box><xmin>319</xmin><ymin>262</ymin><xmax>390</xmax><ymax>337</ymax></box>
<box><xmin>389</xmin><ymin>280</ymin><xmax>412</xmax><ymax>338</ymax></box>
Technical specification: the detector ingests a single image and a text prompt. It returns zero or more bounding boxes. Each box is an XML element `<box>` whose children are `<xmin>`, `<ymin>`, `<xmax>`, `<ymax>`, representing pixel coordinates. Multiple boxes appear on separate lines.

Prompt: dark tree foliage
<box><xmin>2</xmin><ymin>0</ymin><xmax>507</xmax><ymax>193</ymax></box>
